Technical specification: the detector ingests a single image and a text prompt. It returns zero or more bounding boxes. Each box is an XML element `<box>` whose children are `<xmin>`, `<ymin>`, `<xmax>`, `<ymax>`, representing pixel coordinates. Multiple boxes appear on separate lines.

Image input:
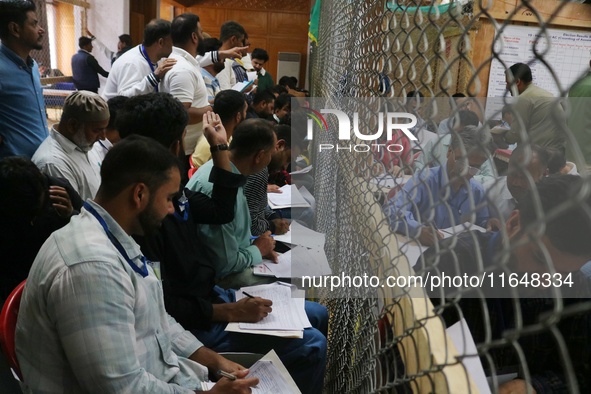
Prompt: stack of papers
<box><xmin>255</xmin><ymin>222</ymin><xmax>331</xmax><ymax>278</ymax></box>
<box><xmin>201</xmin><ymin>349</ymin><xmax>301</xmax><ymax>393</ymax></box>
<box><xmin>268</xmin><ymin>185</ymin><xmax>311</xmax><ymax>209</ymax></box>
<box><xmin>226</xmin><ymin>282</ymin><xmax>311</xmax><ymax>338</ymax></box>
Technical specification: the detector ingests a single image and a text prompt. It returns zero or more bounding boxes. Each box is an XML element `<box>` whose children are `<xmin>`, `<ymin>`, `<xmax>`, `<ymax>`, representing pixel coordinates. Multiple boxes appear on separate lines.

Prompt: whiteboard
<box><xmin>485</xmin><ymin>24</ymin><xmax>591</xmax><ymax>119</ymax></box>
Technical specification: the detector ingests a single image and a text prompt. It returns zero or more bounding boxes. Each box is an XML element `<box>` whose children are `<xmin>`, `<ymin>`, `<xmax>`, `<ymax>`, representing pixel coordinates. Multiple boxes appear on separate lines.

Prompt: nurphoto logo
<box><xmin>304</xmin><ymin>107</ymin><xmax>418</xmax><ymax>153</ymax></box>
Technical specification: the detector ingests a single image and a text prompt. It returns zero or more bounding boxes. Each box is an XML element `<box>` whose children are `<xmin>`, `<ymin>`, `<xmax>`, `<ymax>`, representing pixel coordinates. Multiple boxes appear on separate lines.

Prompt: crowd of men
<box><xmin>2</xmin><ymin>0</ymin><xmax>591</xmax><ymax>393</ymax></box>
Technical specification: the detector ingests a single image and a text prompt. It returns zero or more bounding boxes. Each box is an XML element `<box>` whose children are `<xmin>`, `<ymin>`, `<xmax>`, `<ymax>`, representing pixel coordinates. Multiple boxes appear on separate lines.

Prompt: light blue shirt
<box><xmin>383</xmin><ymin>166</ymin><xmax>490</xmax><ymax>238</ymax></box>
<box><xmin>0</xmin><ymin>44</ymin><xmax>48</xmax><ymax>158</ymax></box>
<box><xmin>16</xmin><ymin>200</ymin><xmax>207</xmax><ymax>393</ymax></box>
<box><xmin>413</xmin><ymin>134</ymin><xmax>496</xmax><ymax>185</ymax></box>
<box><xmin>200</xmin><ymin>68</ymin><xmax>220</xmax><ymax>102</ymax></box>
<box><xmin>186</xmin><ymin>160</ymin><xmax>262</xmax><ymax>278</ymax></box>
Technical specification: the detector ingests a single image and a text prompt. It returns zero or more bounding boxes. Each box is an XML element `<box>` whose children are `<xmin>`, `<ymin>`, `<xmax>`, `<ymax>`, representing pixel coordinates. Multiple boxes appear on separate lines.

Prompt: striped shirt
<box><xmin>244</xmin><ymin>167</ymin><xmax>281</xmax><ymax>236</ymax></box>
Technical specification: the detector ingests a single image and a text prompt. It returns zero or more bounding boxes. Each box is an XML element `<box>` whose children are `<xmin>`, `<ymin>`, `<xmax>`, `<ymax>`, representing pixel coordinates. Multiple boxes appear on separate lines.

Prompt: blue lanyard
<box><xmin>83</xmin><ymin>202</ymin><xmax>149</xmax><ymax>278</ymax></box>
<box><xmin>140</xmin><ymin>45</ymin><xmax>158</xmax><ymax>92</ymax></box>
<box><xmin>173</xmin><ymin>191</ymin><xmax>189</xmax><ymax>221</ymax></box>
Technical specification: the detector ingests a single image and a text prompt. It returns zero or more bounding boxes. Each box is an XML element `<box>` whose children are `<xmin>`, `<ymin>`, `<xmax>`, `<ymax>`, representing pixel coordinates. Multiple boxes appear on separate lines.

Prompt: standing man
<box><xmin>216</xmin><ymin>21</ymin><xmax>248</xmax><ymax>91</ymax></box>
<box><xmin>71</xmin><ymin>36</ymin><xmax>109</xmax><ymax>93</ymax></box>
<box><xmin>17</xmin><ymin>136</ymin><xmax>258</xmax><ymax>393</ymax></box>
<box><xmin>32</xmin><ymin>91</ymin><xmax>109</xmax><ymax>200</ymax></box>
<box><xmin>567</xmin><ymin>59</ymin><xmax>591</xmax><ymax>173</ymax></box>
<box><xmin>501</xmin><ymin>62</ymin><xmax>568</xmax><ymax>150</ymax></box>
<box><xmin>0</xmin><ymin>0</ymin><xmax>48</xmax><ymax>159</ymax></box>
<box><xmin>161</xmin><ymin>13</ymin><xmax>211</xmax><ymax>160</ymax></box>
<box><xmin>103</xmin><ymin>19</ymin><xmax>177</xmax><ymax>100</ymax></box>
<box><xmin>251</xmin><ymin>48</ymin><xmax>274</xmax><ymax>92</ymax></box>
<box><xmin>111</xmin><ymin>33</ymin><xmax>132</xmax><ymax>64</ymax></box>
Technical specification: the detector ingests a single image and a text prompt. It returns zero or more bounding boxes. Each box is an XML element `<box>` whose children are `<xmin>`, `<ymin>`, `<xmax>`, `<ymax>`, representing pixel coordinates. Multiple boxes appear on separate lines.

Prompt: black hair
<box><xmin>452</xmin><ymin>93</ymin><xmax>466</xmax><ymax>98</ymax></box>
<box><xmin>544</xmin><ymin>147</ymin><xmax>566</xmax><ymax>175</ymax></box>
<box><xmin>171</xmin><ymin>13</ymin><xmax>199</xmax><ymax>46</ymax></box>
<box><xmin>213</xmin><ymin>90</ymin><xmax>247</xmax><ymax>124</ymax></box>
<box><xmin>278</xmin><ymin>76</ymin><xmax>297</xmax><ymax>89</ymax></box>
<box><xmin>510</xmin><ymin>144</ymin><xmax>550</xmax><ymax>170</ymax></box>
<box><xmin>200</xmin><ymin>37</ymin><xmax>222</xmax><ymax>53</ymax></box>
<box><xmin>116</xmin><ymin>92</ymin><xmax>188</xmax><ymax>149</ymax></box>
<box><xmin>251</xmin><ymin>48</ymin><xmax>269</xmax><ymax>62</ymax></box>
<box><xmin>106</xmin><ymin>96</ymin><xmax>129</xmax><ymax>130</ymax></box>
<box><xmin>118</xmin><ymin>34</ymin><xmax>132</xmax><ymax>47</ymax></box>
<box><xmin>229</xmin><ymin>119</ymin><xmax>276</xmax><ymax>159</ymax></box>
<box><xmin>457</xmin><ymin>110</ymin><xmax>479</xmax><ymax>128</ymax></box>
<box><xmin>274</xmin><ymin>93</ymin><xmax>293</xmax><ymax>112</ymax></box>
<box><xmin>0</xmin><ymin>0</ymin><xmax>36</xmax><ymax>39</ymax></box>
<box><xmin>0</xmin><ymin>156</ymin><xmax>46</xmax><ymax>221</ymax></box>
<box><xmin>406</xmin><ymin>90</ymin><xmax>424</xmax><ymax>98</ymax></box>
<box><xmin>275</xmin><ymin>124</ymin><xmax>292</xmax><ymax>148</ymax></box>
<box><xmin>518</xmin><ymin>175</ymin><xmax>591</xmax><ymax>256</ymax></box>
<box><xmin>99</xmin><ymin>135</ymin><xmax>179</xmax><ymax>200</ymax></box>
<box><xmin>271</xmin><ymin>84</ymin><xmax>288</xmax><ymax>95</ymax></box>
<box><xmin>507</xmin><ymin>63</ymin><xmax>533</xmax><ymax>83</ymax></box>
<box><xmin>78</xmin><ymin>36</ymin><xmax>93</xmax><ymax>48</ymax></box>
<box><xmin>142</xmin><ymin>19</ymin><xmax>171</xmax><ymax>47</ymax></box>
<box><xmin>252</xmin><ymin>89</ymin><xmax>275</xmax><ymax>106</ymax></box>
<box><xmin>219</xmin><ymin>21</ymin><xmax>246</xmax><ymax>43</ymax></box>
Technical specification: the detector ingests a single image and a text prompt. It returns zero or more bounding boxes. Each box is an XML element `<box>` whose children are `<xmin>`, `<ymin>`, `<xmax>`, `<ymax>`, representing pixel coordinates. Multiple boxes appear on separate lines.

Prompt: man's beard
<box><xmin>72</xmin><ymin>128</ymin><xmax>94</xmax><ymax>152</ymax></box>
<box><xmin>138</xmin><ymin>203</ymin><xmax>163</xmax><ymax>237</ymax></box>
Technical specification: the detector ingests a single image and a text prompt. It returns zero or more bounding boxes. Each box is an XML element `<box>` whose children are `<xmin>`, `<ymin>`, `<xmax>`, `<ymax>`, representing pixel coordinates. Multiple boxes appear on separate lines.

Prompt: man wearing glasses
<box><xmin>383</xmin><ymin>126</ymin><xmax>495</xmax><ymax>246</ymax></box>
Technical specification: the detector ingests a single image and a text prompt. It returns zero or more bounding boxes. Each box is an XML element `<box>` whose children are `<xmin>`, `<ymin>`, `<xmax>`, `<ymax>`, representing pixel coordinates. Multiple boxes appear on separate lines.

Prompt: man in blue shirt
<box><xmin>384</xmin><ymin>126</ymin><xmax>495</xmax><ymax>246</ymax></box>
<box><xmin>0</xmin><ymin>0</ymin><xmax>48</xmax><ymax>159</ymax></box>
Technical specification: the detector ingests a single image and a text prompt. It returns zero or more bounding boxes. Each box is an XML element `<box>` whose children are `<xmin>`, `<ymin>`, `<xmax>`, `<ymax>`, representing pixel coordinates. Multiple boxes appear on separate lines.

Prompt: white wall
<box><xmin>86</xmin><ymin>0</ymin><xmax>130</xmax><ymax>92</ymax></box>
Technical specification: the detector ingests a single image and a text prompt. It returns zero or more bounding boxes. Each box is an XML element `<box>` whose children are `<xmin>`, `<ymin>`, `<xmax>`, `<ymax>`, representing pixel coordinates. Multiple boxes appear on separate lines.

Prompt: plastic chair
<box><xmin>0</xmin><ymin>280</ymin><xmax>26</xmax><ymax>382</ymax></box>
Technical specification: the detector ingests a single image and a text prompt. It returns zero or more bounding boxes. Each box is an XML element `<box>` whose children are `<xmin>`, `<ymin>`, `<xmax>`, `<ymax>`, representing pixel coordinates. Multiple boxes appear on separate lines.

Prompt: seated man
<box><xmin>16</xmin><ymin>136</ymin><xmax>258</xmax><ymax>393</ymax></box>
<box><xmin>244</xmin><ymin>124</ymin><xmax>292</xmax><ymax>236</ymax></box>
<box><xmin>139</xmin><ymin>115</ymin><xmax>327</xmax><ymax>394</ymax></box>
<box><xmin>32</xmin><ymin>91</ymin><xmax>109</xmax><ymax>200</ymax></box>
<box><xmin>0</xmin><ymin>157</ymin><xmax>81</xmax><ymax>301</ymax></box>
<box><xmin>186</xmin><ymin>119</ymin><xmax>280</xmax><ymax>282</ymax></box>
<box><xmin>246</xmin><ymin>89</ymin><xmax>275</xmax><ymax>119</ymax></box>
<box><xmin>383</xmin><ymin>126</ymin><xmax>494</xmax><ymax>246</ymax></box>
<box><xmin>486</xmin><ymin>144</ymin><xmax>549</xmax><ymax>221</ymax></box>
<box><xmin>413</xmin><ymin>110</ymin><xmax>495</xmax><ymax>184</ymax></box>
<box><xmin>423</xmin><ymin>175</ymin><xmax>591</xmax><ymax>394</ymax></box>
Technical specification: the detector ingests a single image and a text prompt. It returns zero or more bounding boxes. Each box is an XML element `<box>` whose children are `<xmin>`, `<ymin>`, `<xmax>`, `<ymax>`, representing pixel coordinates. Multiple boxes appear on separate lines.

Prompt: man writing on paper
<box><xmin>16</xmin><ymin>136</ymin><xmax>258</xmax><ymax>393</ymax></box>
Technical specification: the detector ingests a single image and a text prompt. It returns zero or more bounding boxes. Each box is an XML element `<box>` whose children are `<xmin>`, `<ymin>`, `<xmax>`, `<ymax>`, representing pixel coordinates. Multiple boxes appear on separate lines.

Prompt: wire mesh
<box><xmin>307</xmin><ymin>1</ymin><xmax>591</xmax><ymax>393</ymax></box>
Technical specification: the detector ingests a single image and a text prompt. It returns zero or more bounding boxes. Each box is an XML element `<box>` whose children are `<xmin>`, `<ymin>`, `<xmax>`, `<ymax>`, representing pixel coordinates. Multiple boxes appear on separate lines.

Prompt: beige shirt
<box><xmin>504</xmin><ymin>84</ymin><xmax>567</xmax><ymax>149</ymax></box>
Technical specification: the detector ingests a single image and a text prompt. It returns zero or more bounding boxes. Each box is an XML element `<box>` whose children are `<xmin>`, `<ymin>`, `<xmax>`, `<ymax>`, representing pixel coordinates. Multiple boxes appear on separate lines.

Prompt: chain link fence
<box><xmin>306</xmin><ymin>1</ymin><xmax>591</xmax><ymax>393</ymax></box>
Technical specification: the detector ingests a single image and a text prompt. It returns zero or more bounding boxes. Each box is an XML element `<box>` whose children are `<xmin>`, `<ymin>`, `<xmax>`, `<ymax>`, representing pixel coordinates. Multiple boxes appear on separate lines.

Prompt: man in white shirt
<box><xmin>32</xmin><ymin>91</ymin><xmax>109</xmax><ymax>200</ymax></box>
<box><xmin>103</xmin><ymin>19</ymin><xmax>177</xmax><ymax>100</ymax></box>
<box><xmin>216</xmin><ymin>21</ymin><xmax>248</xmax><ymax>91</ymax></box>
<box><xmin>162</xmin><ymin>13</ymin><xmax>212</xmax><ymax>157</ymax></box>
<box><xmin>17</xmin><ymin>136</ymin><xmax>258</xmax><ymax>393</ymax></box>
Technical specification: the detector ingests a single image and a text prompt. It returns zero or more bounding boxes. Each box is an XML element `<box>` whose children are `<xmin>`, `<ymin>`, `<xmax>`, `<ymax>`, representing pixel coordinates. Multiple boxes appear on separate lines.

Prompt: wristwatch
<box><xmin>210</xmin><ymin>143</ymin><xmax>229</xmax><ymax>153</ymax></box>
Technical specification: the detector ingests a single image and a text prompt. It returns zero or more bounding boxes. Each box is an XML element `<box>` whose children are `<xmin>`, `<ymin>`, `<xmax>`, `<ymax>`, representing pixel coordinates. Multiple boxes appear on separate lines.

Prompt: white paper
<box><xmin>369</xmin><ymin>174</ymin><xmax>411</xmax><ymax>189</ymax></box>
<box><xmin>440</xmin><ymin>223</ymin><xmax>487</xmax><ymax>239</ymax></box>
<box><xmin>268</xmin><ymin>185</ymin><xmax>311</xmax><ymax>209</ymax></box>
<box><xmin>247</xmin><ymin>71</ymin><xmax>258</xmax><ymax>81</ymax></box>
<box><xmin>201</xmin><ymin>350</ymin><xmax>301</xmax><ymax>393</ymax></box>
<box><xmin>447</xmin><ymin>319</ymin><xmax>491</xmax><ymax>394</ymax></box>
<box><xmin>237</xmin><ymin>283</ymin><xmax>310</xmax><ymax>331</ymax></box>
<box><xmin>232</xmin><ymin>80</ymin><xmax>254</xmax><ymax>92</ymax></box>
<box><xmin>254</xmin><ymin>247</ymin><xmax>332</xmax><ymax>278</ymax></box>
<box><xmin>290</xmin><ymin>165</ymin><xmax>313</xmax><ymax>175</ymax></box>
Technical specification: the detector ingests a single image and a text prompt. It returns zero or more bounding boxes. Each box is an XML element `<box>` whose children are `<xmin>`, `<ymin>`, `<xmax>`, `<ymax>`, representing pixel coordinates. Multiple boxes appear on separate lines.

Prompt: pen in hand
<box><xmin>218</xmin><ymin>370</ymin><xmax>236</xmax><ymax>381</ymax></box>
<box><xmin>242</xmin><ymin>291</ymin><xmax>255</xmax><ymax>299</ymax></box>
